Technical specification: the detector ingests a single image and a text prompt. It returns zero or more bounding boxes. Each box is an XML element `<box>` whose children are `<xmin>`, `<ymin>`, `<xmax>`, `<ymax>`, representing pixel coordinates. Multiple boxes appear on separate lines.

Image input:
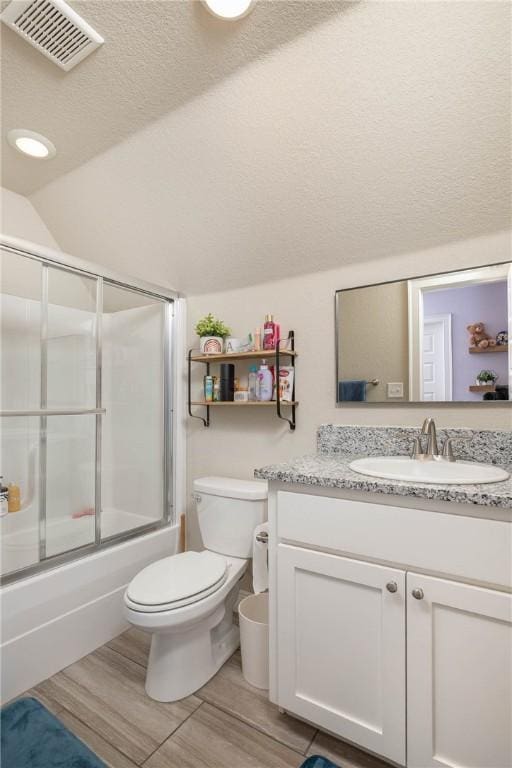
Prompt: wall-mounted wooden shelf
<box><xmin>190</xmin><ymin>348</ymin><xmax>297</xmax><ymax>364</ymax></box>
<box><xmin>469</xmin><ymin>385</ymin><xmax>496</xmax><ymax>393</ymax></box>
<box><xmin>469</xmin><ymin>344</ymin><xmax>508</xmax><ymax>354</ymax></box>
<box><xmin>191</xmin><ymin>400</ymin><xmax>298</xmax><ymax>407</ymax></box>
<box><xmin>188</xmin><ymin>331</ymin><xmax>297</xmax><ymax>430</ymax></box>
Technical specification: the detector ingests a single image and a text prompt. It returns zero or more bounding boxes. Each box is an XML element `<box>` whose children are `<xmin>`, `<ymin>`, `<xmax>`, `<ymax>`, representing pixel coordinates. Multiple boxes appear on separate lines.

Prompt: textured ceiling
<box><xmin>1</xmin><ymin>0</ymin><xmax>341</xmax><ymax>194</ymax></box>
<box><xmin>28</xmin><ymin>0</ymin><xmax>512</xmax><ymax>294</ymax></box>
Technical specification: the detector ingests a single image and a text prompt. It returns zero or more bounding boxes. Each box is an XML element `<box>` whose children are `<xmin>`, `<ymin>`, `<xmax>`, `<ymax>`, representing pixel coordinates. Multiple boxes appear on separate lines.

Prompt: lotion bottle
<box><xmin>257</xmin><ymin>361</ymin><xmax>273</xmax><ymax>401</ymax></box>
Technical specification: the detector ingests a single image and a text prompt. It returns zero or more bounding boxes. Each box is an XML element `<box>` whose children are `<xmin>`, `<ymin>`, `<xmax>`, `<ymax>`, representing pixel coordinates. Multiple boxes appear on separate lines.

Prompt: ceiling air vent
<box><xmin>1</xmin><ymin>0</ymin><xmax>104</xmax><ymax>71</ymax></box>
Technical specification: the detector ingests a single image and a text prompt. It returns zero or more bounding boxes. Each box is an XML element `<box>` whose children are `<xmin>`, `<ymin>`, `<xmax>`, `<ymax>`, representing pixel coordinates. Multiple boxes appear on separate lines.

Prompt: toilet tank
<box><xmin>193</xmin><ymin>476</ymin><xmax>268</xmax><ymax>558</ymax></box>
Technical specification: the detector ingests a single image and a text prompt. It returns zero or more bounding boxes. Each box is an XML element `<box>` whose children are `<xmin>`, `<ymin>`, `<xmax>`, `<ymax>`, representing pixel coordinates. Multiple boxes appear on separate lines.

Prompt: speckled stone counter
<box><xmin>254</xmin><ymin>425</ymin><xmax>512</xmax><ymax>508</ymax></box>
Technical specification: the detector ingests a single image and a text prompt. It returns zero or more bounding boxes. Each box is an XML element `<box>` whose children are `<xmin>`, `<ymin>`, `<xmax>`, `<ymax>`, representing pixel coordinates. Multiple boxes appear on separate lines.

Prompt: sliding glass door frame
<box><xmin>0</xmin><ymin>239</ymin><xmax>178</xmax><ymax>585</ymax></box>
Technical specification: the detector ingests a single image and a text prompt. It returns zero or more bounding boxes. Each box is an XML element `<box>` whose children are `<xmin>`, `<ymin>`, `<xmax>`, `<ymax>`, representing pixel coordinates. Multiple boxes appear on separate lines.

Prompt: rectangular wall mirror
<box><xmin>336</xmin><ymin>263</ymin><xmax>511</xmax><ymax>404</ymax></box>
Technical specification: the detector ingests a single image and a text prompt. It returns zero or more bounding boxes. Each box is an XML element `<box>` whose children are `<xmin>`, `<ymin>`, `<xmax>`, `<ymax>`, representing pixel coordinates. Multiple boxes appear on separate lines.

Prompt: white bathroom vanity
<box><xmin>266</xmin><ymin>483</ymin><xmax>511</xmax><ymax>768</ymax></box>
<box><xmin>256</xmin><ymin>426</ymin><xmax>512</xmax><ymax>768</ymax></box>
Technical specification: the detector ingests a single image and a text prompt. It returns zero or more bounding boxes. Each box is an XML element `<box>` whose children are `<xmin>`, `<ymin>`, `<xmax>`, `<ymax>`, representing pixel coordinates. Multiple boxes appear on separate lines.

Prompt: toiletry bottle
<box><xmin>263</xmin><ymin>314</ymin><xmax>276</xmax><ymax>350</ymax></box>
<box><xmin>8</xmin><ymin>483</ymin><xmax>21</xmax><ymax>513</ymax></box>
<box><xmin>253</xmin><ymin>328</ymin><xmax>261</xmax><ymax>351</ymax></box>
<box><xmin>204</xmin><ymin>375</ymin><xmax>214</xmax><ymax>403</ymax></box>
<box><xmin>0</xmin><ymin>478</ymin><xmax>8</xmax><ymax>518</ymax></box>
<box><xmin>257</xmin><ymin>361</ymin><xmax>273</xmax><ymax>401</ymax></box>
<box><xmin>213</xmin><ymin>376</ymin><xmax>220</xmax><ymax>402</ymax></box>
<box><xmin>248</xmin><ymin>365</ymin><xmax>259</xmax><ymax>401</ymax></box>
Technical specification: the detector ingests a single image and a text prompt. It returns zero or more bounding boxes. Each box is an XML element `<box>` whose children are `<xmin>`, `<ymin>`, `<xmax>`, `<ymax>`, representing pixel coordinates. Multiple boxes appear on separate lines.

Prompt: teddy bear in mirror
<box><xmin>467</xmin><ymin>322</ymin><xmax>497</xmax><ymax>349</ymax></box>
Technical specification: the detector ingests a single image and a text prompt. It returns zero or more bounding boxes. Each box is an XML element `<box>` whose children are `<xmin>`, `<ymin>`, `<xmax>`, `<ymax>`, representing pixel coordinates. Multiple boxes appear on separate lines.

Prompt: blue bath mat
<box><xmin>1</xmin><ymin>697</ymin><xmax>107</xmax><ymax>768</ymax></box>
<box><xmin>300</xmin><ymin>756</ymin><xmax>340</xmax><ymax>768</ymax></box>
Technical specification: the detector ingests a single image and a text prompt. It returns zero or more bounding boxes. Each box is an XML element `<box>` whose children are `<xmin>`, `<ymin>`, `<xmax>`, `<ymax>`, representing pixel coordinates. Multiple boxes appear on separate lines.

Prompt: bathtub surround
<box><xmin>0</xmin><ymin>238</ymin><xmax>182</xmax><ymax>701</ymax></box>
<box><xmin>0</xmin><ymin>525</ymin><xmax>179</xmax><ymax>704</ymax></box>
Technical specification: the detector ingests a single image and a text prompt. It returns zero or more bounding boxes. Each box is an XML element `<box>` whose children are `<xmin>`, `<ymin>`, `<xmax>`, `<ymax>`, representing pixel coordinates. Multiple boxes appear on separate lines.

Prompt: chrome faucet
<box><xmin>411</xmin><ymin>418</ymin><xmax>473</xmax><ymax>462</ymax></box>
<box><xmin>421</xmin><ymin>417</ymin><xmax>439</xmax><ymax>459</ymax></box>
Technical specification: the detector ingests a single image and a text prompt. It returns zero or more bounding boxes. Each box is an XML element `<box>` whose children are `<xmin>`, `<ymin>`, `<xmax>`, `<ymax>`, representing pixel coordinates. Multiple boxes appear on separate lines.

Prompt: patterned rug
<box><xmin>300</xmin><ymin>755</ymin><xmax>340</xmax><ymax>768</ymax></box>
<box><xmin>1</xmin><ymin>697</ymin><xmax>106</xmax><ymax>768</ymax></box>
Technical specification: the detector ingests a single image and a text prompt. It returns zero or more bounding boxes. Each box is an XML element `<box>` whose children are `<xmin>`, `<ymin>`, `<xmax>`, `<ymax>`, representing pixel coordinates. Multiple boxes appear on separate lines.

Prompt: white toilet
<box><xmin>124</xmin><ymin>476</ymin><xmax>268</xmax><ymax>702</ymax></box>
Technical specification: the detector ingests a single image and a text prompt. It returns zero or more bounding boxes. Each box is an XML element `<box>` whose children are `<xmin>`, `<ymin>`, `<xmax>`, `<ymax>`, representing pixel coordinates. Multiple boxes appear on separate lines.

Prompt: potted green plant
<box><xmin>195</xmin><ymin>313</ymin><xmax>231</xmax><ymax>354</ymax></box>
<box><xmin>476</xmin><ymin>369</ymin><xmax>498</xmax><ymax>387</ymax></box>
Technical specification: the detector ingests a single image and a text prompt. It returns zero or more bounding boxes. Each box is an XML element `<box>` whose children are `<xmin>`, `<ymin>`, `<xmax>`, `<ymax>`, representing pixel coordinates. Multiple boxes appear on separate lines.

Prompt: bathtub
<box><xmin>0</xmin><ymin>521</ymin><xmax>179</xmax><ymax>703</ymax></box>
<box><xmin>1</xmin><ymin>506</ymin><xmax>159</xmax><ymax>575</ymax></box>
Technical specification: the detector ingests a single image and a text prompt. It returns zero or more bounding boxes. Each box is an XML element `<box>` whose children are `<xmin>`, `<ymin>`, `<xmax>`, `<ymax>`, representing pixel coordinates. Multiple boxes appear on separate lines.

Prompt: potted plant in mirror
<box><xmin>195</xmin><ymin>314</ymin><xmax>231</xmax><ymax>354</ymax></box>
<box><xmin>476</xmin><ymin>369</ymin><xmax>498</xmax><ymax>388</ymax></box>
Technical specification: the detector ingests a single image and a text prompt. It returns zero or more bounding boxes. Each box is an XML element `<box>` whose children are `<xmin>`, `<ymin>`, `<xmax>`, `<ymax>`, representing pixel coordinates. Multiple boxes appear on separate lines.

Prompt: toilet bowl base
<box><xmin>144</xmin><ymin>586</ymin><xmax>241</xmax><ymax>702</ymax></box>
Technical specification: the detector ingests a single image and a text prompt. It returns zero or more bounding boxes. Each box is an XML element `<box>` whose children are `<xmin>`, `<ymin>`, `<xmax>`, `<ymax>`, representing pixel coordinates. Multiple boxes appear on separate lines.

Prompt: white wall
<box><xmin>1</xmin><ymin>186</ymin><xmax>59</xmax><ymax>250</ymax></box>
<box><xmin>186</xmin><ymin>231</ymin><xmax>512</xmax><ymax>548</ymax></box>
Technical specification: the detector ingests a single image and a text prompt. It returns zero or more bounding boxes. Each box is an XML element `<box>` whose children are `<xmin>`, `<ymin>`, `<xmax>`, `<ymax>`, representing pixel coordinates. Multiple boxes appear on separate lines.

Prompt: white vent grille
<box><xmin>1</xmin><ymin>0</ymin><xmax>104</xmax><ymax>71</ymax></box>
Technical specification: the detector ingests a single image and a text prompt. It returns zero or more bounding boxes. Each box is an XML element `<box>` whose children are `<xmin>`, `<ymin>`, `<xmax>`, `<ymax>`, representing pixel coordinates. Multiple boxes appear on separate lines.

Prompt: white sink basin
<box><xmin>349</xmin><ymin>456</ymin><xmax>510</xmax><ymax>485</ymax></box>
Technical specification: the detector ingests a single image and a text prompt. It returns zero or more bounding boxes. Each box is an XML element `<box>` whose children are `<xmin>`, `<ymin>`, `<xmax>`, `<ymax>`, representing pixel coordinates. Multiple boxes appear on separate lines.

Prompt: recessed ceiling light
<box><xmin>7</xmin><ymin>129</ymin><xmax>56</xmax><ymax>160</ymax></box>
<box><xmin>201</xmin><ymin>0</ymin><xmax>254</xmax><ymax>20</ymax></box>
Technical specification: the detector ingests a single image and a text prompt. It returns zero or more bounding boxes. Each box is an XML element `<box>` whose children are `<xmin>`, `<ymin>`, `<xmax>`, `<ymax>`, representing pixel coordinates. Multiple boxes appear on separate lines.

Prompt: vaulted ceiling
<box><xmin>2</xmin><ymin>0</ymin><xmax>511</xmax><ymax>294</ymax></box>
<box><xmin>1</xmin><ymin>0</ymin><xmax>341</xmax><ymax>194</ymax></box>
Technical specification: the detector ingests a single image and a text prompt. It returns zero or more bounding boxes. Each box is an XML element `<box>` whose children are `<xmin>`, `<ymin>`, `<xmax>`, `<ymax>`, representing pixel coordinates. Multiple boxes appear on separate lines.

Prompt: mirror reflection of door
<box><xmin>408</xmin><ymin>264</ymin><xmax>511</xmax><ymax>402</ymax></box>
<box><xmin>422</xmin><ymin>315</ymin><xmax>453</xmax><ymax>401</ymax></box>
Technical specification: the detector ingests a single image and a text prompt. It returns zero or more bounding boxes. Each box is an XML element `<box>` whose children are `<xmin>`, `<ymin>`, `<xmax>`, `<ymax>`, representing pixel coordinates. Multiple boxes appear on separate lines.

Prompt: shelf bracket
<box><xmin>188</xmin><ymin>349</ymin><xmax>210</xmax><ymax>427</ymax></box>
<box><xmin>276</xmin><ymin>331</ymin><xmax>296</xmax><ymax>431</ymax></box>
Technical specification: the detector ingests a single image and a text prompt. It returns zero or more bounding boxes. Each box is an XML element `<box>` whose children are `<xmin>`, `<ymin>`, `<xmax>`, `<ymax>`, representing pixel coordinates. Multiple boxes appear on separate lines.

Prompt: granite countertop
<box><xmin>254</xmin><ymin>453</ymin><xmax>512</xmax><ymax>509</ymax></box>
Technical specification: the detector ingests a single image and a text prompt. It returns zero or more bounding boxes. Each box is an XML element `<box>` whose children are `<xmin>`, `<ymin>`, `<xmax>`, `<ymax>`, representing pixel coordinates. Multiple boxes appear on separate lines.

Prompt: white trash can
<box><xmin>239</xmin><ymin>592</ymin><xmax>269</xmax><ymax>690</ymax></box>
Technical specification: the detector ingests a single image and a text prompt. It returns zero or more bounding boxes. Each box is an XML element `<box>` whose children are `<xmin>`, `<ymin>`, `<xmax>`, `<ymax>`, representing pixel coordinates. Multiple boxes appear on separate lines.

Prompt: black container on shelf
<box><xmin>219</xmin><ymin>363</ymin><xmax>235</xmax><ymax>401</ymax></box>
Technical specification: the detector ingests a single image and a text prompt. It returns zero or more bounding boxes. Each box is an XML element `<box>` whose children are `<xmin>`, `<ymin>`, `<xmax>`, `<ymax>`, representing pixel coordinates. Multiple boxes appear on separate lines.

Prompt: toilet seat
<box><xmin>126</xmin><ymin>550</ymin><xmax>228</xmax><ymax>613</ymax></box>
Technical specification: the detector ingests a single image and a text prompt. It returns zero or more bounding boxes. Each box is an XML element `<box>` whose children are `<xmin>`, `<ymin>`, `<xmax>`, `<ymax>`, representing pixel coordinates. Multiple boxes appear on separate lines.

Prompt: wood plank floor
<box><xmin>15</xmin><ymin>628</ymin><xmax>392</xmax><ymax>768</ymax></box>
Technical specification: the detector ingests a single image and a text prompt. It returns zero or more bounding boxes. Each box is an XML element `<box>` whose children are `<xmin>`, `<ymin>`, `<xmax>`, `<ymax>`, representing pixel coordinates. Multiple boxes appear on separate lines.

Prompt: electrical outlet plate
<box><xmin>387</xmin><ymin>382</ymin><xmax>404</xmax><ymax>398</ymax></box>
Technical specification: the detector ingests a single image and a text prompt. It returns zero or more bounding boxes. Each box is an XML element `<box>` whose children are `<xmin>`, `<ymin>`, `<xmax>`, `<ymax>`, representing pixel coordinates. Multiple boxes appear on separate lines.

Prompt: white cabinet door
<box><xmin>276</xmin><ymin>544</ymin><xmax>406</xmax><ymax>765</ymax></box>
<box><xmin>407</xmin><ymin>573</ymin><xmax>512</xmax><ymax>768</ymax></box>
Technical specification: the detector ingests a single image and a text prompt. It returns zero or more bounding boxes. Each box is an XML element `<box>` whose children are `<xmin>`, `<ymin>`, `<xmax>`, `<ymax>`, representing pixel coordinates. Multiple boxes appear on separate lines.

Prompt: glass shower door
<box><xmin>0</xmin><ymin>249</ymin><xmax>42</xmax><ymax>576</ymax></box>
<box><xmin>44</xmin><ymin>265</ymin><xmax>100</xmax><ymax>558</ymax></box>
<box><xmin>1</xmin><ymin>243</ymin><xmax>173</xmax><ymax>583</ymax></box>
<box><xmin>101</xmin><ymin>282</ymin><xmax>169</xmax><ymax>539</ymax></box>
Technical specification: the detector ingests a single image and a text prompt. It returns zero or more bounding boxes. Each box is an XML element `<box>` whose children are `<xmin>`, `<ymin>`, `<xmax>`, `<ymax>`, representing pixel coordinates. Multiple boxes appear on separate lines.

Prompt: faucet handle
<box><xmin>410</xmin><ymin>437</ymin><xmax>425</xmax><ymax>460</ymax></box>
<box><xmin>441</xmin><ymin>435</ymin><xmax>473</xmax><ymax>462</ymax></box>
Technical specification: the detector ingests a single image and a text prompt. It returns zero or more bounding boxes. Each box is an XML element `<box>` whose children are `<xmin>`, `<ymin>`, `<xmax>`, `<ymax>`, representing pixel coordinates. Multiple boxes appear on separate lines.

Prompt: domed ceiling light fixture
<box><xmin>201</xmin><ymin>0</ymin><xmax>255</xmax><ymax>20</ymax></box>
<box><xmin>7</xmin><ymin>129</ymin><xmax>56</xmax><ymax>159</ymax></box>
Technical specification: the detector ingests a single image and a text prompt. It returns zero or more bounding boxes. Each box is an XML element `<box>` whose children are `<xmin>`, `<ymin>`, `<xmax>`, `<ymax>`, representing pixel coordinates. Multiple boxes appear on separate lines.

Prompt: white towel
<box><xmin>252</xmin><ymin>522</ymin><xmax>269</xmax><ymax>593</ymax></box>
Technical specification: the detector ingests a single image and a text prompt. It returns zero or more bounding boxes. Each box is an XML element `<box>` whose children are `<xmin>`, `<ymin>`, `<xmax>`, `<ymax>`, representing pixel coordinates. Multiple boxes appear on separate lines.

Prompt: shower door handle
<box><xmin>0</xmin><ymin>408</ymin><xmax>107</xmax><ymax>417</ymax></box>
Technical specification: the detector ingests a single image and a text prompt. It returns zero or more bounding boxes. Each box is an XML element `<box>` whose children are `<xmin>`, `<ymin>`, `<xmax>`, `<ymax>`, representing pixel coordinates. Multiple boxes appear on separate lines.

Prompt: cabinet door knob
<box><xmin>412</xmin><ymin>588</ymin><xmax>424</xmax><ymax>600</ymax></box>
<box><xmin>386</xmin><ymin>581</ymin><xmax>398</xmax><ymax>593</ymax></box>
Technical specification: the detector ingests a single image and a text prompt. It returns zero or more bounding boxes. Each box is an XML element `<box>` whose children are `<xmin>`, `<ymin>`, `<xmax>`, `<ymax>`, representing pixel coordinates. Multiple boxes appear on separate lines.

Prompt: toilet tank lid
<box><xmin>193</xmin><ymin>476</ymin><xmax>268</xmax><ymax>501</ymax></box>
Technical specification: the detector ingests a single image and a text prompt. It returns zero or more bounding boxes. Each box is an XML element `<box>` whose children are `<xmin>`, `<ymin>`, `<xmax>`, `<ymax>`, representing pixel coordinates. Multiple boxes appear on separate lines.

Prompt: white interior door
<box><xmin>277</xmin><ymin>544</ymin><xmax>406</xmax><ymax>765</ymax></box>
<box><xmin>407</xmin><ymin>572</ymin><xmax>512</xmax><ymax>768</ymax></box>
<box><xmin>422</xmin><ymin>314</ymin><xmax>452</xmax><ymax>401</ymax></box>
